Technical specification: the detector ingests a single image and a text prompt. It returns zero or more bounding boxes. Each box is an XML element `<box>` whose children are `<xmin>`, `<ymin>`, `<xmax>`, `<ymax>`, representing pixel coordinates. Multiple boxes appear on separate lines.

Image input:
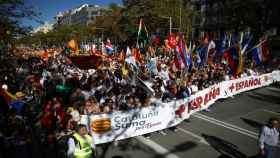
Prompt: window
<box><xmin>92</xmin><ymin>11</ymin><xmax>98</xmax><ymax>15</ymax></box>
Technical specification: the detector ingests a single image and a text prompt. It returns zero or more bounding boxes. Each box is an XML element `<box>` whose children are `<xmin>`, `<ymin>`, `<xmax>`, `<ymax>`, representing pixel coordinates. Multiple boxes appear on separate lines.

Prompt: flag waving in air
<box><xmin>197</xmin><ymin>44</ymin><xmax>208</xmax><ymax>66</ymax></box>
<box><xmin>125</xmin><ymin>46</ymin><xmax>137</xmax><ymax>68</ymax></box>
<box><xmin>105</xmin><ymin>39</ymin><xmax>114</xmax><ymax>55</ymax></box>
<box><xmin>218</xmin><ymin>32</ymin><xmax>227</xmax><ymax>54</ymax></box>
<box><xmin>68</xmin><ymin>39</ymin><xmax>78</xmax><ymax>53</ymax></box>
<box><xmin>252</xmin><ymin>40</ymin><xmax>270</xmax><ymax>65</ymax></box>
<box><xmin>137</xmin><ymin>18</ymin><xmax>149</xmax><ymax>48</ymax></box>
<box><xmin>178</xmin><ymin>38</ymin><xmax>191</xmax><ymax>67</ymax></box>
<box><xmin>207</xmin><ymin>40</ymin><xmax>216</xmax><ymax>65</ymax></box>
<box><xmin>174</xmin><ymin>45</ymin><xmax>186</xmax><ymax>70</ymax></box>
<box><xmin>223</xmin><ymin>44</ymin><xmax>243</xmax><ymax>76</ymax></box>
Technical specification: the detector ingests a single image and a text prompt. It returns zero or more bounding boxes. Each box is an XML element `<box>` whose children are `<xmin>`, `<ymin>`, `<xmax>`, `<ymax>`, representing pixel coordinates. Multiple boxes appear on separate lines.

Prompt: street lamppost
<box><xmin>161</xmin><ymin>16</ymin><xmax>172</xmax><ymax>35</ymax></box>
<box><xmin>92</xmin><ymin>27</ymin><xmax>104</xmax><ymax>50</ymax></box>
<box><xmin>93</xmin><ymin>27</ymin><xmax>104</xmax><ymax>41</ymax></box>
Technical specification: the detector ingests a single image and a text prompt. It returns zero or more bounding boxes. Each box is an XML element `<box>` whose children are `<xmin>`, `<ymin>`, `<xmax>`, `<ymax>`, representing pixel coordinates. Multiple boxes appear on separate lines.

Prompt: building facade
<box><xmin>190</xmin><ymin>0</ymin><xmax>277</xmax><ymax>40</ymax></box>
<box><xmin>191</xmin><ymin>0</ymin><xmax>242</xmax><ymax>40</ymax></box>
<box><xmin>191</xmin><ymin>0</ymin><xmax>228</xmax><ymax>40</ymax></box>
<box><xmin>31</xmin><ymin>22</ymin><xmax>54</xmax><ymax>34</ymax></box>
<box><xmin>54</xmin><ymin>4</ymin><xmax>106</xmax><ymax>28</ymax></box>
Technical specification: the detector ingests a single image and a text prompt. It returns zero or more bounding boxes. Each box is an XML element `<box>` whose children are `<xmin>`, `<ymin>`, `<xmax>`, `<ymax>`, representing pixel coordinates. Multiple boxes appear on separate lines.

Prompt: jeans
<box><xmin>264</xmin><ymin>144</ymin><xmax>276</xmax><ymax>158</ymax></box>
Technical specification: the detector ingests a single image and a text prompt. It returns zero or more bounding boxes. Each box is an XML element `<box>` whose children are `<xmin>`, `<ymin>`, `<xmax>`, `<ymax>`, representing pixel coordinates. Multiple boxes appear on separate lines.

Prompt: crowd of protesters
<box><xmin>0</xmin><ymin>40</ymin><xmax>279</xmax><ymax>158</ymax></box>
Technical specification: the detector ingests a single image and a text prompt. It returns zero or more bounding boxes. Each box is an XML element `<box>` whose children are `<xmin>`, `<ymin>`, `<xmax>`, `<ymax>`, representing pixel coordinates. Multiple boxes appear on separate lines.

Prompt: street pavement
<box><xmin>96</xmin><ymin>86</ymin><xmax>280</xmax><ymax>158</ymax></box>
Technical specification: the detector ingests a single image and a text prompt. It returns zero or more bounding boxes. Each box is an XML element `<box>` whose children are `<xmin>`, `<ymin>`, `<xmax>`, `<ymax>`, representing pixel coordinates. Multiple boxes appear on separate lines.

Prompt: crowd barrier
<box><xmin>80</xmin><ymin>70</ymin><xmax>280</xmax><ymax>144</ymax></box>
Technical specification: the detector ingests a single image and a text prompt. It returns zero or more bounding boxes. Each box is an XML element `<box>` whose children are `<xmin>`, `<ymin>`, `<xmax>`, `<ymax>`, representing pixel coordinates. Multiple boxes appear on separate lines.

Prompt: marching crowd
<box><xmin>0</xmin><ymin>43</ymin><xmax>279</xmax><ymax>158</ymax></box>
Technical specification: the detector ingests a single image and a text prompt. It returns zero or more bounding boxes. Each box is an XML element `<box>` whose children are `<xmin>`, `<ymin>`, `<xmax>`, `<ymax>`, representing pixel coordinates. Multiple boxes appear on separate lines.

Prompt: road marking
<box><xmin>177</xmin><ymin>127</ymin><xmax>210</xmax><ymax>146</ymax></box>
<box><xmin>194</xmin><ymin>112</ymin><xmax>280</xmax><ymax>148</ymax></box>
<box><xmin>195</xmin><ymin>113</ymin><xmax>259</xmax><ymax>137</ymax></box>
<box><xmin>193</xmin><ymin>114</ymin><xmax>258</xmax><ymax>139</ymax></box>
<box><xmin>232</xmin><ymin>109</ymin><xmax>280</xmax><ymax>120</ymax></box>
<box><xmin>136</xmin><ymin>136</ymin><xmax>180</xmax><ymax>158</ymax></box>
<box><xmin>266</xmin><ymin>87</ymin><xmax>280</xmax><ymax>92</ymax></box>
<box><xmin>262</xmin><ymin>109</ymin><xmax>280</xmax><ymax>116</ymax></box>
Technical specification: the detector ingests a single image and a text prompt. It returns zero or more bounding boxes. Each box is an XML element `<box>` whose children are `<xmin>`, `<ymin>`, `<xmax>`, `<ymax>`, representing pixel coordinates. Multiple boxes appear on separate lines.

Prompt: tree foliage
<box><xmin>206</xmin><ymin>0</ymin><xmax>280</xmax><ymax>37</ymax></box>
<box><xmin>17</xmin><ymin>24</ymin><xmax>99</xmax><ymax>47</ymax></box>
<box><xmin>93</xmin><ymin>3</ymin><xmax>136</xmax><ymax>42</ymax></box>
<box><xmin>123</xmin><ymin>0</ymin><xmax>194</xmax><ymax>37</ymax></box>
<box><xmin>0</xmin><ymin>0</ymin><xmax>40</xmax><ymax>45</ymax></box>
<box><xmin>17</xmin><ymin>1</ymin><xmax>195</xmax><ymax>47</ymax></box>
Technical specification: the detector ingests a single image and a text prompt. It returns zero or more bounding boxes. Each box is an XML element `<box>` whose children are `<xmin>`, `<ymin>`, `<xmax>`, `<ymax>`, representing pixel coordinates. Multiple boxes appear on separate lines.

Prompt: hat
<box><xmin>161</xmin><ymin>64</ymin><xmax>168</xmax><ymax>69</ymax></box>
<box><xmin>15</xmin><ymin>92</ymin><xmax>25</xmax><ymax>98</ymax></box>
<box><xmin>67</xmin><ymin>107</ymin><xmax>74</xmax><ymax>113</ymax></box>
<box><xmin>1</xmin><ymin>84</ymin><xmax>8</xmax><ymax>90</ymax></box>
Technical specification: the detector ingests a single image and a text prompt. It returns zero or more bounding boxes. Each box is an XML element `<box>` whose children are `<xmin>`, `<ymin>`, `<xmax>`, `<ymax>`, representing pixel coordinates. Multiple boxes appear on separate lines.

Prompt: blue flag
<box><xmin>197</xmin><ymin>44</ymin><xmax>208</xmax><ymax>66</ymax></box>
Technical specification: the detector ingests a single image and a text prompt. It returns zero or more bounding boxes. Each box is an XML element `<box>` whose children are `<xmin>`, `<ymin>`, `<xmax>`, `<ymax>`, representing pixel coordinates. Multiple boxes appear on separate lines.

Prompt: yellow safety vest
<box><xmin>73</xmin><ymin>133</ymin><xmax>93</xmax><ymax>158</ymax></box>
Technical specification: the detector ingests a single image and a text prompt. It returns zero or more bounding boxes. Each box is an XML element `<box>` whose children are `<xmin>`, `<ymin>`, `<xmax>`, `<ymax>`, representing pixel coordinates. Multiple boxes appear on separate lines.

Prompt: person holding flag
<box><xmin>196</xmin><ymin>34</ymin><xmax>209</xmax><ymax>67</ymax></box>
<box><xmin>252</xmin><ymin>39</ymin><xmax>270</xmax><ymax>66</ymax></box>
<box><xmin>105</xmin><ymin>39</ymin><xmax>114</xmax><ymax>56</ymax></box>
<box><xmin>223</xmin><ymin>43</ymin><xmax>243</xmax><ymax>77</ymax></box>
<box><xmin>136</xmin><ymin>18</ymin><xmax>149</xmax><ymax>48</ymax></box>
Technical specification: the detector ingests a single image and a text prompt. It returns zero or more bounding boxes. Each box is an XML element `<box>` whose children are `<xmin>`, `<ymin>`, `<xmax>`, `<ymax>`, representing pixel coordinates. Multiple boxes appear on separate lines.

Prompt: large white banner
<box><xmin>81</xmin><ymin>100</ymin><xmax>187</xmax><ymax>144</ymax></box>
<box><xmin>271</xmin><ymin>70</ymin><xmax>280</xmax><ymax>82</ymax></box>
<box><xmin>81</xmin><ymin>71</ymin><xmax>279</xmax><ymax>144</ymax></box>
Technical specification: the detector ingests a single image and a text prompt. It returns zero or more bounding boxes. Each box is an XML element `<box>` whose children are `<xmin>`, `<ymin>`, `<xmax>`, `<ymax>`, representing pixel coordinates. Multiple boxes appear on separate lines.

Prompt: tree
<box><xmin>93</xmin><ymin>3</ymin><xmax>136</xmax><ymax>43</ymax></box>
<box><xmin>0</xmin><ymin>0</ymin><xmax>40</xmax><ymax>53</ymax></box>
<box><xmin>209</xmin><ymin>0</ymin><xmax>280</xmax><ymax>37</ymax></box>
<box><xmin>17</xmin><ymin>1</ymin><xmax>196</xmax><ymax>47</ymax></box>
<box><xmin>123</xmin><ymin>0</ymin><xmax>194</xmax><ymax>38</ymax></box>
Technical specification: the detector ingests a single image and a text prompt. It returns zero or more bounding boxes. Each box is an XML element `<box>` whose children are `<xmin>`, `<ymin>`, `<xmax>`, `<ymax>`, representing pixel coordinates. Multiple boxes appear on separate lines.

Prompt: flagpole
<box><xmin>136</xmin><ymin>37</ymin><xmax>139</xmax><ymax>49</ymax></box>
<box><xmin>244</xmin><ymin>40</ymin><xmax>266</xmax><ymax>54</ymax></box>
<box><xmin>136</xmin><ymin>19</ymin><xmax>142</xmax><ymax>48</ymax></box>
<box><xmin>169</xmin><ymin>16</ymin><xmax>172</xmax><ymax>35</ymax></box>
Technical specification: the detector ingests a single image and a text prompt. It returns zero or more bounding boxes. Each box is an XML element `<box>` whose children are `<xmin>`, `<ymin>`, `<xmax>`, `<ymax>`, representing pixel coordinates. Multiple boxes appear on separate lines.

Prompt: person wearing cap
<box><xmin>67</xmin><ymin>124</ymin><xmax>96</xmax><ymax>158</ymax></box>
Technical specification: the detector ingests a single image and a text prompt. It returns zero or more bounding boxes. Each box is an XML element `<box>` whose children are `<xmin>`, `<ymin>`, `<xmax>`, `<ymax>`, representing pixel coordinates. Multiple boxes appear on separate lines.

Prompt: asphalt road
<box><xmin>96</xmin><ymin>86</ymin><xmax>280</xmax><ymax>158</ymax></box>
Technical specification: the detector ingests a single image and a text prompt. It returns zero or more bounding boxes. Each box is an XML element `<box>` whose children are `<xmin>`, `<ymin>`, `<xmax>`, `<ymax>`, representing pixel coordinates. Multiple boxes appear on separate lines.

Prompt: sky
<box><xmin>22</xmin><ymin>0</ymin><xmax>122</xmax><ymax>28</ymax></box>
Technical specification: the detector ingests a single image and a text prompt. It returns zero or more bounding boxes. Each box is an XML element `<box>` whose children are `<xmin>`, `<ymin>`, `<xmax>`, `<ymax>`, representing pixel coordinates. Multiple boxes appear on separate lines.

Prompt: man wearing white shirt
<box><xmin>259</xmin><ymin>117</ymin><xmax>279</xmax><ymax>158</ymax></box>
<box><xmin>248</xmin><ymin>68</ymin><xmax>256</xmax><ymax>76</ymax></box>
<box><xmin>158</xmin><ymin>64</ymin><xmax>170</xmax><ymax>84</ymax></box>
<box><xmin>241</xmin><ymin>72</ymin><xmax>248</xmax><ymax>78</ymax></box>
